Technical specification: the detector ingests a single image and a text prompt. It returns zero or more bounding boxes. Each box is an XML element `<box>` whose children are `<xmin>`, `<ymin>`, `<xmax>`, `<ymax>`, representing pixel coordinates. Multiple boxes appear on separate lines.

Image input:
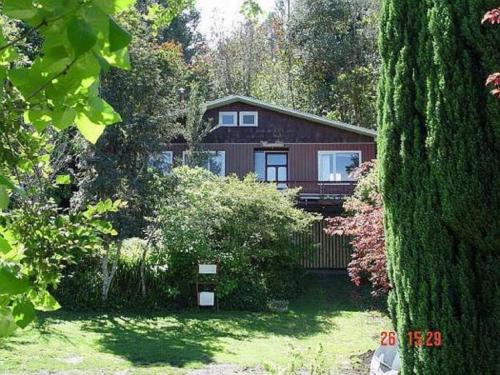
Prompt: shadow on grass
<box><xmin>38</xmin><ymin>274</ymin><xmax>386</xmax><ymax>368</ymax></box>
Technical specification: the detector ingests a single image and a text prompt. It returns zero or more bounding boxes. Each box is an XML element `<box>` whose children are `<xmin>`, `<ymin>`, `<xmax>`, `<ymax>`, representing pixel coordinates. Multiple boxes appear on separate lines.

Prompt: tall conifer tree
<box><xmin>378</xmin><ymin>0</ymin><xmax>500</xmax><ymax>373</ymax></box>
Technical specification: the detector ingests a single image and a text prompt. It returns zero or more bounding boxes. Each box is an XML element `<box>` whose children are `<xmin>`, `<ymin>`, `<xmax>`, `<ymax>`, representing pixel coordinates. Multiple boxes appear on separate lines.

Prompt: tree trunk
<box><xmin>101</xmin><ymin>242</ymin><xmax>121</xmax><ymax>302</ymax></box>
<box><xmin>139</xmin><ymin>245</ymin><xmax>148</xmax><ymax>297</ymax></box>
<box><xmin>378</xmin><ymin>0</ymin><xmax>500</xmax><ymax>373</ymax></box>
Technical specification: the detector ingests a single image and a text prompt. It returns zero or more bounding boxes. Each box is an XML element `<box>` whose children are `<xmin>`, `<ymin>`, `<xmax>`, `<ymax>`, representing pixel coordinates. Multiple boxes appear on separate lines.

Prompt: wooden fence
<box><xmin>293</xmin><ymin>220</ymin><xmax>352</xmax><ymax>270</ymax></box>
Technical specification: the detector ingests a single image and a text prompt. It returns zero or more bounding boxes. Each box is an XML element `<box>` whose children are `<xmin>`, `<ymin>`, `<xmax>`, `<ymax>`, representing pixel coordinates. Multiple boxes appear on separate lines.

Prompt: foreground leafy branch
<box><xmin>0</xmin><ymin>0</ymin><xmax>137</xmax><ymax>336</ymax></box>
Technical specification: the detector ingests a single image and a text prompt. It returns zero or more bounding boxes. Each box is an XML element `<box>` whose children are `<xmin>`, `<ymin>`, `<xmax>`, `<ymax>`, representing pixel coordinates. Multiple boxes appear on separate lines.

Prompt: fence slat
<box><xmin>296</xmin><ymin>219</ymin><xmax>351</xmax><ymax>270</ymax></box>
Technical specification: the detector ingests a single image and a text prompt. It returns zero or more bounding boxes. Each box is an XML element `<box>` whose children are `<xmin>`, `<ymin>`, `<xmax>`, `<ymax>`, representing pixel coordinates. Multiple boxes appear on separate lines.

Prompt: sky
<box><xmin>195</xmin><ymin>0</ymin><xmax>276</xmax><ymax>37</ymax></box>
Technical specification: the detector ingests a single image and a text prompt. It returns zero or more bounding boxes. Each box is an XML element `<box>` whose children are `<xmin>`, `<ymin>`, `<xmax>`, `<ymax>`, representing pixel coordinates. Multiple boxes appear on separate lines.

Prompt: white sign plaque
<box><xmin>199</xmin><ymin>292</ymin><xmax>215</xmax><ymax>306</ymax></box>
<box><xmin>199</xmin><ymin>264</ymin><xmax>217</xmax><ymax>274</ymax></box>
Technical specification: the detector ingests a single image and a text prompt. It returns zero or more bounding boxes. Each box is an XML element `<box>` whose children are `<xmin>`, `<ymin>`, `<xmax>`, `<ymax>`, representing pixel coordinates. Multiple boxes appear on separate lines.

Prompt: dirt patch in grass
<box><xmin>188</xmin><ymin>364</ymin><xmax>266</xmax><ymax>375</ymax></box>
<box><xmin>342</xmin><ymin>349</ymin><xmax>374</xmax><ymax>375</ymax></box>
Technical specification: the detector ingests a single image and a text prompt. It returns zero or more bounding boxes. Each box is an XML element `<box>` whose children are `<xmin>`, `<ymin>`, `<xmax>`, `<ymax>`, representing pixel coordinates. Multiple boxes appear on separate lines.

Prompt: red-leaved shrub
<box><xmin>325</xmin><ymin>161</ymin><xmax>389</xmax><ymax>296</ymax></box>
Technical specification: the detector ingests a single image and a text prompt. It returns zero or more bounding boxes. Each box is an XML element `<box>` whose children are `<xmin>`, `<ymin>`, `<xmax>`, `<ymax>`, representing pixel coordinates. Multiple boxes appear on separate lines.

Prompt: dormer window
<box><xmin>219</xmin><ymin>111</ymin><xmax>237</xmax><ymax>127</ymax></box>
<box><xmin>239</xmin><ymin>111</ymin><xmax>258</xmax><ymax>127</ymax></box>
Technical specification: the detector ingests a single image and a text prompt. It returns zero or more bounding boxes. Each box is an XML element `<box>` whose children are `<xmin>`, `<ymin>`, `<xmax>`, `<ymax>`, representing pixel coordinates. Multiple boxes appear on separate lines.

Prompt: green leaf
<box><xmin>0</xmin><ymin>308</ymin><xmax>17</xmax><ymax>337</ymax></box>
<box><xmin>0</xmin><ymin>267</ymin><xmax>29</xmax><ymax>295</ymax></box>
<box><xmin>100</xmin><ymin>47</ymin><xmax>130</xmax><ymax>69</ymax></box>
<box><xmin>108</xmin><ymin>17</ymin><xmax>132</xmax><ymax>52</ymax></box>
<box><xmin>9</xmin><ymin>67</ymin><xmax>47</xmax><ymax>100</ymax></box>
<box><xmin>23</xmin><ymin>109</ymin><xmax>52</xmax><ymax>132</ymax></box>
<box><xmin>0</xmin><ymin>186</ymin><xmax>9</xmax><ymax>210</ymax></box>
<box><xmin>0</xmin><ymin>235</ymin><xmax>12</xmax><ymax>254</ymax></box>
<box><xmin>67</xmin><ymin>18</ymin><xmax>97</xmax><ymax>56</ymax></box>
<box><xmin>55</xmin><ymin>174</ymin><xmax>71</xmax><ymax>185</ymax></box>
<box><xmin>0</xmin><ymin>32</ymin><xmax>19</xmax><ymax>64</ymax></box>
<box><xmin>12</xmin><ymin>300</ymin><xmax>36</xmax><ymax>329</ymax></box>
<box><xmin>0</xmin><ymin>295</ymin><xmax>10</xmax><ymax>307</ymax></box>
<box><xmin>75</xmin><ymin>111</ymin><xmax>106</xmax><ymax>144</ymax></box>
<box><xmin>31</xmin><ymin>290</ymin><xmax>60</xmax><ymax>312</ymax></box>
<box><xmin>0</xmin><ymin>175</ymin><xmax>16</xmax><ymax>190</ymax></box>
<box><xmin>96</xmin><ymin>0</ymin><xmax>135</xmax><ymax>14</ymax></box>
<box><xmin>53</xmin><ymin>107</ymin><xmax>76</xmax><ymax>130</ymax></box>
<box><xmin>87</xmin><ymin>96</ymin><xmax>122</xmax><ymax>125</ymax></box>
<box><xmin>3</xmin><ymin>0</ymin><xmax>38</xmax><ymax>20</ymax></box>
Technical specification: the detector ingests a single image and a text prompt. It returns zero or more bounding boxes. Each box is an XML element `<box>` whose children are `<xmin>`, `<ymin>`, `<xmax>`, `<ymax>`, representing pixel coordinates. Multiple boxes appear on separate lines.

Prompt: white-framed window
<box><xmin>218</xmin><ymin>111</ymin><xmax>237</xmax><ymax>127</ymax></box>
<box><xmin>239</xmin><ymin>111</ymin><xmax>258</xmax><ymax>127</ymax></box>
<box><xmin>149</xmin><ymin>151</ymin><xmax>173</xmax><ymax>175</ymax></box>
<box><xmin>183</xmin><ymin>151</ymin><xmax>226</xmax><ymax>176</ymax></box>
<box><xmin>318</xmin><ymin>151</ymin><xmax>361</xmax><ymax>182</ymax></box>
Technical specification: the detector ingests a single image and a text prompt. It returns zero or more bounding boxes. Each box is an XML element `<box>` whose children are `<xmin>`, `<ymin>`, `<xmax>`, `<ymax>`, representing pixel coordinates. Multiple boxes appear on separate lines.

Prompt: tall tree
<box><xmin>378</xmin><ymin>0</ymin><xmax>500</xmax><ymax>373</ymax></box>
<box><xmin>208</xmin><ymin>0</ymin><xmax>266</xmax><ymax>97</ymax></box>
<box><xmin>290</xmin><ymin>0</ymin><xmax>379</xmax><ymax>126</ymax></box>
<box><xmin>70</xmin><ymin>8</ymin><xmax>193</xmax><ymax>238</ymax></box>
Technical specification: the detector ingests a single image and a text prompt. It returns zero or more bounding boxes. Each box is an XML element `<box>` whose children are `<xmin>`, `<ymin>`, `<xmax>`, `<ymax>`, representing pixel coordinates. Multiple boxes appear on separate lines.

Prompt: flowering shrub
<box><xmin>325</xmin><ymin>161</ymin><xmax>389</xmax><ymax>296</ymax></box>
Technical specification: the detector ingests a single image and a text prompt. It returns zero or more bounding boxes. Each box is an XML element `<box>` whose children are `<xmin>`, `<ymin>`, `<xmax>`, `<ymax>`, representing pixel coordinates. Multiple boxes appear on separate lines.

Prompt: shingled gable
<box><xmin>206</xmin><ymin>95</ymin><xmax>377</xmax><ymax>138</ymax></box>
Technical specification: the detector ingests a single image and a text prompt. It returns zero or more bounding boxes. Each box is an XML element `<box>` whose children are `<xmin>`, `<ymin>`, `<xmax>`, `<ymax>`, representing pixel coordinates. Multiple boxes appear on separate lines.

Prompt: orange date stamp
<box><xmin>380</xmin><ymin>331</ymin><xmax>442</xmax><ymax>347</ymax></box>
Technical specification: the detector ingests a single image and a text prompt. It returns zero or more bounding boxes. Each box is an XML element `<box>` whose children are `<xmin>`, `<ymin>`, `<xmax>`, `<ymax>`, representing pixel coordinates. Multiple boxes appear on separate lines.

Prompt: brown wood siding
<box><xmin>203</xmin><ymin>102</ymin><xmax>374</xmax><ymax>143</ymax></box>
<box><xmin>169</xmin><ymin>143</ymin><xmax>258</xmax><ymax>176</ymax></box>
<box><xmin>168</xmin><ymin>142</ymin><xmax>375</xmax><ymax>181</ymax></box>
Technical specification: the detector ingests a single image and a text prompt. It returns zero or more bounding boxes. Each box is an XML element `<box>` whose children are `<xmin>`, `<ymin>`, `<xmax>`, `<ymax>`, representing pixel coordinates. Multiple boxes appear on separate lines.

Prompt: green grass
<box><xmin>0</xmin><ymin>274</ymin><xmax>391</xmax><ymax>374</ymax></box>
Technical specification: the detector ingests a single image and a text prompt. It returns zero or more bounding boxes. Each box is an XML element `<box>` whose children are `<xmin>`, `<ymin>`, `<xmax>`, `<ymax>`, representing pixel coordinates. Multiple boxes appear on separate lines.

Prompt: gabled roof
<box><xmin>206</xmin><ymin>95</ymin><xmax>377</xmax><ymax>138</ymax></box>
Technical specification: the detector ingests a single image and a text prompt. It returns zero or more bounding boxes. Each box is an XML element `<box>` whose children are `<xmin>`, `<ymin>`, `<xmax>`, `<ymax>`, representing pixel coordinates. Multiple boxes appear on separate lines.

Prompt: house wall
<box><xmin>169</xmin><ymin>142</ymin><xmax>376</xmax><ymax>181</ymax></box>
<box><xmin>203</xmin><ymin>103</ymin><xmax>374</xmax><ymax>143</ymax></box>
<box><xmin>167</xmin><ymin>101</ymin><xmax>376</xmax><ymax>196</ymax></box>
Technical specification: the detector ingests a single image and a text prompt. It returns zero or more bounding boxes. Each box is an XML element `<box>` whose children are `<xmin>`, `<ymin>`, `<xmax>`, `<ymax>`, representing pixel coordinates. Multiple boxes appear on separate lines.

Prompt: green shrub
<box><xmin>153</xmin><ymin>167</ymin><xmax>319</xmax><ymax>310</ymax></box>
<box><xmin>55</xmin><ymin>168</ymin><xmax>318</xmax><ymax>311</ymax></box>
<box><xmin>55</xmin><ymin>238</ymin><xmax>176</xmax><ymax>310</ymax></box>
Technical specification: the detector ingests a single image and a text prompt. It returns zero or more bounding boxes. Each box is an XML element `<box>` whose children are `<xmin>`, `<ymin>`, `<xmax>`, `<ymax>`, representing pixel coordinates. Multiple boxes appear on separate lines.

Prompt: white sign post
<box><xmin>196</xmin><ymin>263</ymin><xmax>218</xmax><ymax>310</ymax></box>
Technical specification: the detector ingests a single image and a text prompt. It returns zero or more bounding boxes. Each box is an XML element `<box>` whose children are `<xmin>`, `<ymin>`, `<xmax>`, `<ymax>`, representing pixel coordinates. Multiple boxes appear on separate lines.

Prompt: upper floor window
<box><xmin>318</xmin><ymin>151</ymin><xmax>361</xmax><ymax>181</ymax></box>
<box><xmin>149</xmin><ymin>151</ymin><xmax>173</xmax><ymax>175</ymax></box>
<box><xmin>239</xmin><ymin>111</ymin><xmax>258</xmax><ymax>127</ymax></box>
<box><xmin>219</xmin><ymin>112</ymin><xmax>237</xmax><ymax>127</ymax></box>
<box><xmin>183</xmin><ymin>151</ymin><xmax>226</xmax><ymax>176</ymax></box>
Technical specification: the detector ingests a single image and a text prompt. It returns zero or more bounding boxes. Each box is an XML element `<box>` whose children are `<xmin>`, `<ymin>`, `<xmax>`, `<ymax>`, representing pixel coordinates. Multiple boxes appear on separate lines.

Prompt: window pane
<box><xmin>254</xmin><ymin>152</ymin><xmax>265</xmax><ymax>180</ymax></box>
<box><xmin>150</xmin><ymin>152</ymin><xmax>172</xmax><ymax>175</ymax></box>
<box><xmin>277</xmin><ymin>167</ymin><xmax>287</xmax><ymax>182</ymax></box>
<box><xmin>267</xmin><ymin>167</ymin><xmax>276</xmax><ymax>181</ymax></box>
<box><xmin>277</xmin><ymin>182</ymin><xmax>287</xmax><ymax>190</ymax></box>
<box><xmin>319</xmin><ymin>154</ymin><xmax>334</xmax><ymax>181</ymax></box>
<box><xmin>267</xmin><ymin>153</ymin><xmax>286</xmax><ymax>165</ymax></box>
<box><xmin>335</xmin><ymin>152</ymin><xmax>360</xmax><ymax>181</ymax></box>
<box><xmin>222</xmin><ymin>114</ymin><xmax>234</xmax><ymax>125</ymax></box>
<box><xmin>208</xmin><ymin>153</ymin><xmax>224</xmax><ymax>176</ymax></box>
<box><xmin>242</xmin><ymin>114</ymin><xmax>255</xmax><ymax>124</ymax></box>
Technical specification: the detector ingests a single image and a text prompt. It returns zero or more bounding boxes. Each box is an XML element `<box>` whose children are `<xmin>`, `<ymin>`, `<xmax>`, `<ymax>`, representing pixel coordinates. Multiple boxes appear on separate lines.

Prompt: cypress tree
<box><xmin>378</xmin><ymin>0</ymin><xmax>500</xmax><ymax>374</ymax></box>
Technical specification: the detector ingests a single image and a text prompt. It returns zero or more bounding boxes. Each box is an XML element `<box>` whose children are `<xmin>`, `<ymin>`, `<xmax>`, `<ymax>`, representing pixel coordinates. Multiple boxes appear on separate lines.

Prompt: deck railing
<box><xmin>273</xmin><ymin>180</ymin><xmax>357</xmax><ymax>198</ymax></box>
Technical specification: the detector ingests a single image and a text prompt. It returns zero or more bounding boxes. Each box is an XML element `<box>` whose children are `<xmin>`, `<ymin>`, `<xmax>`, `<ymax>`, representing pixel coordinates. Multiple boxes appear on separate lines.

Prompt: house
<box><xmin>160</xmin><ymin>95</ymin><xmax>377</xmax><ymax>214</ymax></box>
<box><xmin>154</xmin><ymin>95</ymin><xmax>377</xmax><ymax>269</ymax></box>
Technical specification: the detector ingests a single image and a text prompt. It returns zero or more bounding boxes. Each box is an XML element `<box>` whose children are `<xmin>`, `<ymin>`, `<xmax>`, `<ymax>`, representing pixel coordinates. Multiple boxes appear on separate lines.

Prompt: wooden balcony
<box><xmin>272</xmin><ymin>180</ymin><xmax>357</xmax><ymax>201</ymax></box>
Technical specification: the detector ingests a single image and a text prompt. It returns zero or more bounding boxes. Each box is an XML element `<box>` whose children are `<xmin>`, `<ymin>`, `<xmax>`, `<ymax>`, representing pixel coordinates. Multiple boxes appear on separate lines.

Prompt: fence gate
<box><xmin>294</xmin><ymin>220</ymin><xmax>352</xmax><ymax>270</ymax></box>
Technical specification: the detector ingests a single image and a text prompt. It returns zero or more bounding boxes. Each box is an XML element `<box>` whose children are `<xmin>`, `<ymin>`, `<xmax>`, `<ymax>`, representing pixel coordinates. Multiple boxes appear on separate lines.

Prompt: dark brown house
<box><xmin>153</xmin><ymin>95</ymin><xmax>378</xmax><ymax>269</ymax></box>
<box><xmin>162</xmin><ymin>95</ymin><xmax>377</xmax><ymax>214</ymax></box>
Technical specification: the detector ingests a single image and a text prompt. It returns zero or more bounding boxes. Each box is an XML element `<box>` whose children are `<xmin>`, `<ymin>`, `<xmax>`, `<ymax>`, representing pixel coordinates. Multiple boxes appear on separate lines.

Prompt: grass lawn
<box><xmin>0</xmin><ymin>274</ymin><xmax>391</xmax><ymax>374</ymax></box>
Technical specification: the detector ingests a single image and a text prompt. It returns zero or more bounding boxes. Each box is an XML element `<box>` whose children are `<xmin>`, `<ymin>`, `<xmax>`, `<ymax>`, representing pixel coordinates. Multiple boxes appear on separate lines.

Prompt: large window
<box><xmin>183</xmin><ymin>151</ymin><xmax>225</xmax><ymax>176</ymax></box>
<box><xmin>254</xmin><ymin>151</ymin><xmax>288</xmax><ymax>189</ymax></box>
<box><xmin>149</xmin><ymin>151</ymin><xmax>173</xmax><ymax>175</ymax></box>
<box><xmin>239</xmin><ymin>111</ymin><xmax>258</xmax><ymax>127</ymax></box>
<box><xmin>218</xmin><ymin>112</ymin><xmax>237</xmax><ymax>127</ymax></box>
<box><xmin>318</xmin><ymin>151</ymin><xmax>361</xmax><ymax>181</ymax></box>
